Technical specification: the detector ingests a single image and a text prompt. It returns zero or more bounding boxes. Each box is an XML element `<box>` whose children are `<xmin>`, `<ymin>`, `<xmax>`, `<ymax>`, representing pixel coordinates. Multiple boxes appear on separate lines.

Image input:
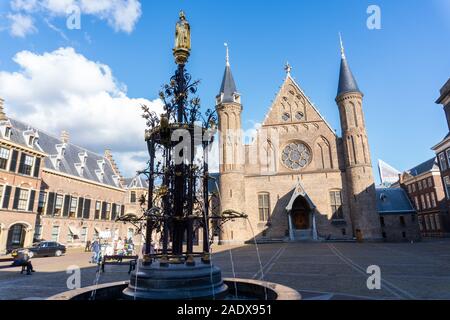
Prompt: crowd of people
<box><xmin>88</xmin><ymin>237</ymin><xmax>136</xmax><ymax>264</ymax></box>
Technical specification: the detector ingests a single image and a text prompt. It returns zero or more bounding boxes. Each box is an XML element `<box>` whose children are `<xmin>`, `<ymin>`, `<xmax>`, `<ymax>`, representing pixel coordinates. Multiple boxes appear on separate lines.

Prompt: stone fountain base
<box><xmin>123</xmin><ymin>259</ymin><xmax>228</xmax><ymax>300</ymax></box>
<box><xmin>48</xmin><ymin>279</ymin><xmax>301</xmax><ymax>300</ymax></box>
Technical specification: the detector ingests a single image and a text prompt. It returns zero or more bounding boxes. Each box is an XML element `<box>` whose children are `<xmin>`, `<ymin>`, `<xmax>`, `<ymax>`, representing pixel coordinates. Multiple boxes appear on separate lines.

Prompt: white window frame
<box><xmin>435</xmin><ymin>214</ymin><xmax>441</xmax><ymax>230</ymax></box>
<box><xmin>81</xmin><ymin>227</ymin><xmax>88</xmax><ymax>242</ymax></box>
<box><xmin>440</xmin><ymin>153</ymin><xmax>448</xmax><ymax>171</ymax></box>
<box><xmin>0</xmin><ymin>147</ymin><xmax>10</xmax><ymax>170</ymax></box>
<box><xmin>444</xmin><ymin>176</ymin><xmax>450</xmax><ymax>200</ymax></box>
<box><xmin>17</xmin><ymin>188</ymin><xmax>30</xmax><ymax>211</ymax></box>
<box><xmin>34</xmin><ymin>224</ymin><xmax>43</xmax><ymax>240</ymax></box>
<box><xmin>426</xmin><ymin>194</ymin><xmax>431</xmax><ymax>209</ymax></box>
<box><xmin>430</xmin><ymin>215</ymin><xmax>436</xmax><ymax>230</ymax></box>
<box><xmin>447</xmin><ymin>149</ymin><xmax>450</xmax><ymax>169</ymax></box>
<box><xmin>414</xmin><ymin>197</ymin><xmax>420</xmax><ymax>210</ymax></box>
<box><xmin>418</xmin><ymin>216</ymin><xmax>424</xmax><ymax>231</ymax></box>
<box><xmin>69</xmin><ymin>197</ymin><xmax>78</xmax><ymax>218</ymax></box>
<box><xmin>424</xmin><ymin>215</ymin><xmax>431</xmax><ymax>230</ymax></box>
<box><xmin>431</xmin><ymin>192</ymin><xmax>437</xmax><ymax>208</ymax></box>
<box><xmin>51</xmin><ymin>225</ymin><xmax>60</xmax><ymax>242</ymax></box>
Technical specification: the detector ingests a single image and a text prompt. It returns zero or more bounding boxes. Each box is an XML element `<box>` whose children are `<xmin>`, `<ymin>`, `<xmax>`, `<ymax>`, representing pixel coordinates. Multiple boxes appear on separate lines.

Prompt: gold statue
<box><xmin>173</xmin><ymin>10</ymin><xmax>191</xmax><ymax>64</ymax></box>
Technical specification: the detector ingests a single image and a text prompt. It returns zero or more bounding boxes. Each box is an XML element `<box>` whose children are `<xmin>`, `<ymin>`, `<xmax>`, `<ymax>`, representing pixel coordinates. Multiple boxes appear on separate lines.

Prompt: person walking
<box><xmin>116</xmin><ymin>238</ymin><xmax>124</xmax><ymax>262</ymax></box>
<box><xmin>90</xmin><ymin>239</ymin><xmax>100</xmax><ymax>264</ymax></box>
<box><xmin>85</xmin><ymin>240</ymin><xmax>92</xmax><ymax>252</ymax></box>
<box><xmin>127</xmin><ymin>238</ymin><xmax>134</xmax><ymax>256</ymax></box>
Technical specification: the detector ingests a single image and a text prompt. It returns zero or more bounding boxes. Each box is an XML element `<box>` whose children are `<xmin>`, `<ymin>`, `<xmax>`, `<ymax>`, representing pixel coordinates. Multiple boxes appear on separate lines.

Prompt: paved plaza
<box><xmin>1</xmin><ymin>240</ymin><xmax>450</xmax><ymax>300</ymax></box>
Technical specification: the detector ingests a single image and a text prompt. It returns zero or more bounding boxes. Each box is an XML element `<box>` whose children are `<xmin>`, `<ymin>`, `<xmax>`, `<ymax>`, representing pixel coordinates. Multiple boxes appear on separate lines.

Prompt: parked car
<box><xmin>11</xmin><ymin>241</ymin><xmax>66</xmax><ymax>258</ymax></box>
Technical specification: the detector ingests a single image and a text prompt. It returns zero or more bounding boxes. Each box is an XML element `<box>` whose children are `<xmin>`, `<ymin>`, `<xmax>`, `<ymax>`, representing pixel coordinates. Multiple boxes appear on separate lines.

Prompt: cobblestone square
<box><xmin>1</xmin><ymin>240</ymin><xmax>450</xmax><ymax>300</ymax></box>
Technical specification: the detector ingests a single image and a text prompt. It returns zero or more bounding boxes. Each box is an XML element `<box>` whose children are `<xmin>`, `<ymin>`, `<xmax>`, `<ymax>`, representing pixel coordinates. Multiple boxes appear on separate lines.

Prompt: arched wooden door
<box><xmin>291</xmin><ymin>196</ymin><xmax>311</xmax><ymax>230</ymax></box>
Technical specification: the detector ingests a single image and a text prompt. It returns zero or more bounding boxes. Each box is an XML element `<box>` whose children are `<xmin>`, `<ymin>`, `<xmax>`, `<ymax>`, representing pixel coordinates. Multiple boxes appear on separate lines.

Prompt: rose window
<box><xmin>281</xmin><ymin>142</ymin><xmax>311</xmax><ymax>170</ymax></box>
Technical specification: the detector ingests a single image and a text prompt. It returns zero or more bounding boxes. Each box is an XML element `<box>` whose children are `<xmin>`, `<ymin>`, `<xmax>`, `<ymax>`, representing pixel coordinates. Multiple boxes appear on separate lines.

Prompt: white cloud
<box><xmin>11</xmin><ymin>0</ymin><xmax>38</xmax><ymax>12</ymax></box>
<box><xmin>7</xmin><ymin>13</ymin><xmax>37</xmax><ymax>38</ymax></box>
<box><xmin>0</xmin><ymin>47</ymin><xmax>163</xmax><ymax>176</ymax></box>
<box><xmin>8</xmin><ymin>0</ymin><xmax>142</xmax><ymax>35</ymax></box>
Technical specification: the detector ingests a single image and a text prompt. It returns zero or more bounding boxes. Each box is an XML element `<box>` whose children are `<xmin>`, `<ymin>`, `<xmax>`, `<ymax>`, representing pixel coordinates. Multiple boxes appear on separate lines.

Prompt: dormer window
<box><xmin>4</xmin><ymin>127</ymin><xmax>11</xmax><ymax>139</ymax></box>
<box><xmin>23</xmin><ymin>128</ymin><xmax>38</xmax><ymax>148</ymax></box>
<box><xmin>95</xmin><ymin>170</ymin><xmax>104</xmax><ymax>182</ymax></box>
<box><xmin>112</xmin><ymin>175</ymin><xmax>121</xmax><ymax>187</ymax></box>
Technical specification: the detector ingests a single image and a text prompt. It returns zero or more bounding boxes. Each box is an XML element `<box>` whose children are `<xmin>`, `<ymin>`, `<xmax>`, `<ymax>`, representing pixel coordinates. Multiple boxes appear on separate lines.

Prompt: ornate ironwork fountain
<box><xmin>117</xmin><ymin>10</ymin><xmax>248</xmax><ymax>300</ymax></box>
<box><xmin>48</xmin><ymin>12</ymin><xmax>301</xmax><ymax>301</ymax></box>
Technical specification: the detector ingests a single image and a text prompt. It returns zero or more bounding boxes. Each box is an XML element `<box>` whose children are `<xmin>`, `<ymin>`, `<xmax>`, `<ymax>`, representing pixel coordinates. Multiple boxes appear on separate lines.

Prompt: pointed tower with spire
<box><xmin>216</xmin><ymin>43</ymin><xmax>245</xmax><ymax>244</ymax></box>
<box><xmin>336</xmin><ymin>34</ymin><xmax>381</xmax><ymax>241</ymax></box>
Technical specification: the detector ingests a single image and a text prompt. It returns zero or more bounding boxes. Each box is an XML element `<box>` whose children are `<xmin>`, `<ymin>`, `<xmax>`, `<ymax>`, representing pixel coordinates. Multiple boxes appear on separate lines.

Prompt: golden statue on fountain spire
<box><xmin>173</xmin><ymin>10</ymin><xmax>191</xmax><ymax>65</ymax></box>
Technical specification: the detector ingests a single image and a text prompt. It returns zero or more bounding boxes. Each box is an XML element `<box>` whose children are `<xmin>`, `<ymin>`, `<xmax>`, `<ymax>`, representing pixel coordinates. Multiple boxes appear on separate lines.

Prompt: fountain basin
<box><xmin>47</xmin><ymin>278</ymin><xmax>301</xmax><ymax>300</ymax></box>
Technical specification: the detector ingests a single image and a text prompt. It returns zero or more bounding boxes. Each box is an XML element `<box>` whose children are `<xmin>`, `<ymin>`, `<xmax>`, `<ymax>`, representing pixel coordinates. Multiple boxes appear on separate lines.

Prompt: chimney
<box><xmin>0</xmin><ymin>98</ymin><xmax>7</xmax><ymax>121</ymax></box>
<box><xmin>60</xmin><ymin>130</ymin><xmax>70</xmax><ymax>144</ymax></box>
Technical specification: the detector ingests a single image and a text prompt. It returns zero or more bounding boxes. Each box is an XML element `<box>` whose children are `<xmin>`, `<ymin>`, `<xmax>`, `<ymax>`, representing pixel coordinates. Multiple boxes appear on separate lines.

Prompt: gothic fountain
<box><xmin>49</xmin><ymin>11</ymin><xmax>300</xmax><ymax>301</ymax></box>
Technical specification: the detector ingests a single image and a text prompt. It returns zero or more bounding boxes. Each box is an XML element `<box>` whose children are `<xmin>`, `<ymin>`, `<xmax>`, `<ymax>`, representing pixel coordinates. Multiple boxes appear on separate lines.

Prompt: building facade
<box><xmin>396</xmin><ymin>158</ymin><xmax>449</xmax><ymax>237</ymax></box>
<box><xmin>432</xmin><ymin>78</ymin><xmax>450</xmax><ymax>238</ymax></box>
<box><xmin>217</xmin><ymin>43</ymin><xmax>382</xmax><ymax>244</ymax></box>
<box><xmin>0</xmin><ymin>102</ymin><xmax>143</xmax><ymax>254</ymax></box>
<box><xmin>376</xmin><ymin>188</ymin><xmax>420</xmax><ymax>242</ymax></box>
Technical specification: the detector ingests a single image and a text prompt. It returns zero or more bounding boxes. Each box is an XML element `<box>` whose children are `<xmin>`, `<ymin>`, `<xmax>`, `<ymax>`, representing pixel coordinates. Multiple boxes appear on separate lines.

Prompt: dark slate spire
<box><xmin>337</xmin><ymin>34</ymin><xmax>362</xmax><ymax>98</ymax></box>
<box><xmin>218</xmin><ymin>43</ymin><xmax>238</xmax><ymax>103</ymax></box>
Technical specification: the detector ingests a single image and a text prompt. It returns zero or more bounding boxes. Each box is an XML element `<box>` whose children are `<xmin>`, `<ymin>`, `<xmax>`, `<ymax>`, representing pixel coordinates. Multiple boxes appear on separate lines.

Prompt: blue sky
<box><xmin>0</xmin><ymin>0</ymin><xmax>449</xmax><ymax>181</ymax></box>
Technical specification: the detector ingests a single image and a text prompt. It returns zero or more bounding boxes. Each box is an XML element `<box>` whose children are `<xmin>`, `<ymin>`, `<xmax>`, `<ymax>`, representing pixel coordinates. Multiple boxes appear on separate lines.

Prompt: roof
<box><xmin>406</xmin><ymin>157</ymin><xmax>439</xmax><ymax>177</ymax></box>
<box><xmin>337</xmin><ymin>57</ymin><xmax>362</xmax><ymax>98</ymax></box>
<box><xmin>124</xmin><ymin>175</ymin><xmax>149</xmax><ymax>189</ymax></box>
<box><xmin>432</xmin><ymin>132</ymin><xmax>450</xmax><ymax>151</ymax></box>
<box><xmin>436</xmin><ymin>78</ymin><xmax>450</xmax><ymax>104</ymax></box>
<box><xmin>376</xmin><ymin>187</ymin><xmax>416</xmax><ymax>215</ymax></box>
<box><xmin>219</xmin><ymin>65</ymin><xmax>238</xmax><ymax>103</ymax></box>
<box><xmin>6</xmin><ymin>118</ymin><xmax>122</xmax><ymax>188</ymax></box>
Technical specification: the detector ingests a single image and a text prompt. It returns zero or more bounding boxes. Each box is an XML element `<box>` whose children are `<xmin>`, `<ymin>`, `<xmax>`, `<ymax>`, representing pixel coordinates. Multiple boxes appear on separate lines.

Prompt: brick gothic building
<box><xmin>217</xmin><ymin>43</ymin><xmax>382</xmax><ymax>244</ymax></box>
<box><xmin>0</xmin><ymin>101</ymin><xmax>142</xmax><ymax>253</ymax></box>
<box><xmin>396</xmin><ymin>158</ymin><xmax>449</xmax><ymax>237</ymax></box>
<box><xmin>432</xmin><ymin>78</ymin><xmax>450</xmax><ymax>234</ymax></box>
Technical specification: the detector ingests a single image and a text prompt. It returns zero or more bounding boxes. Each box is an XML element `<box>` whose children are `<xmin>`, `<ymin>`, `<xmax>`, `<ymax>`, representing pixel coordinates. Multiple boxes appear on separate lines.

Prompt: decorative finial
<box><xmin>339</xmin><ymin>32</ymin><xmax>346</xmax><ymax>59</ymax></box>
<box><xmin>224</xmin><ymin>42</ymin><xmax>229</xmax><ymax>67</ymax></box>
<box><xmin>284</xmin><ymin>62</ymin><xmax>292</xmax><ymax>76</ymax></box>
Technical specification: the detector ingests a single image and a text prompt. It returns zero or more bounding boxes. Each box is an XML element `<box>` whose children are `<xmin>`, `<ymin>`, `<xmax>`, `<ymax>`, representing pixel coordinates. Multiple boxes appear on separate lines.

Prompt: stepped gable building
<box><xmin>0</xmin><ymin>102</ymin><xmax>140</xmax><ymax>253</ymax></box>
<box><xmin>216</xmin><ymin>39</ymin><xmax>382</xmax><ymax>244</ymax></box>
<box><xmin>396</xmin><ymin>158</ymin><xmax>449</xmax><ymax>237</ymax></box>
